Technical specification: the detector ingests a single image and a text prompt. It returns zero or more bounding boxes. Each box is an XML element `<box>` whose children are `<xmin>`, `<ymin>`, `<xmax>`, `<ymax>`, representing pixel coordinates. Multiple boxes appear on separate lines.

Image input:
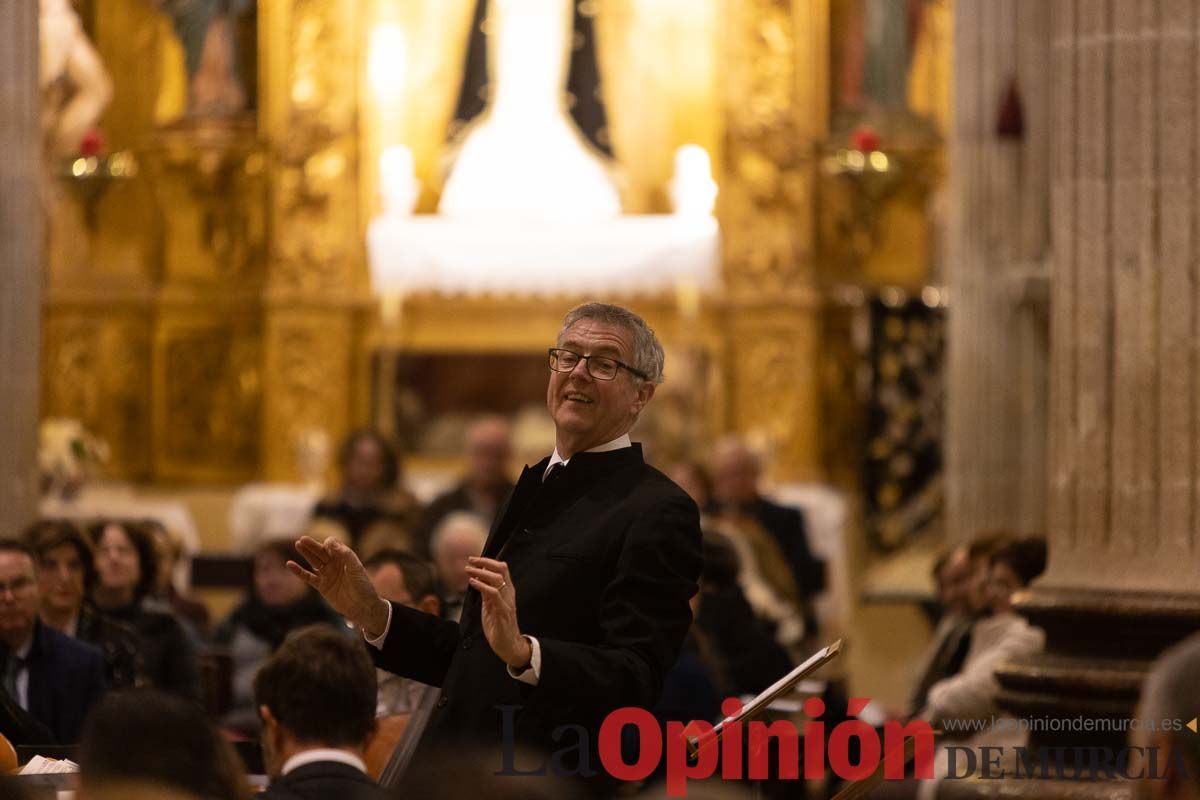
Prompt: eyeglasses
<box><xmin>548</xmin><ymin>348</ymin><xmax>648</xmax><ymax>382</ymax></box>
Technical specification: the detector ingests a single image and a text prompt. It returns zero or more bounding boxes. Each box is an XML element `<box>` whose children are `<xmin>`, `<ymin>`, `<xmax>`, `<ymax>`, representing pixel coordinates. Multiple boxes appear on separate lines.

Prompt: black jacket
<box><xmin>372</xmin><ymin>444</ymin><xmax>702</xmax><ymax>771</ymax></box>
<box><xmin>15</xmin><ymin>619</ymin><xmax>106</xmax><ymax>743</ymax></box>
<box><xmin>261</xmin><ymin>761</ymin><xmax>390</xmax><ymax>800</ymax></box>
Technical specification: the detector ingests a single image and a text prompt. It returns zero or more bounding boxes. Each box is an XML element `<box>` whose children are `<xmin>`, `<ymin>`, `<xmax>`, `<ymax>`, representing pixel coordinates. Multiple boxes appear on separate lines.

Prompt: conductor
<box><xmin>290</xmin><ymin>302</ymin><xmax>703</xmax><ymax>785</ymax></box>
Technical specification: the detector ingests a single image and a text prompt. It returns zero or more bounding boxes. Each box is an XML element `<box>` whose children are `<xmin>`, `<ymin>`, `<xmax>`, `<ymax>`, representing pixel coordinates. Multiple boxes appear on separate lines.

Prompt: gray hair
<box><xmin>429</xmin><ymin>511</ymin><xmax>489</xmax><ymax>561</ymax></box>
<box><xmin>557</xmin><ymin>302</ymin><xmax>665</xmax><ymax>385</ymax></box>
<box><xmin>1139</xmin><ymin>632</ymin><xmax>1200</xmax><ymax>782</ymax></box>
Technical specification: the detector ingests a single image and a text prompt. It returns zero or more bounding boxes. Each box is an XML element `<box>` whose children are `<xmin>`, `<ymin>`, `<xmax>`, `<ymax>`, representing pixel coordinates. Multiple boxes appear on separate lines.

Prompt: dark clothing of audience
<box><xmin>104</xmin><ymin>600</ymin><xmax>201</xmax><ymax>700</ymax></box>
<box><xmin>0</xmin><ymin>684</ymin><xmax>55</xmax><ymax>746</ymax></box>
<box><xmin>217</xmin><ymin>591</ymin><xmax>344</xmax><ymax>652</ymax></box>
<box><xmin>161</xmin><ymin>582</ymin><xmax>212</xmax><ymax>640</ymax></box>
<box><xmin>412</xmin><ymin>480</ymin><xmax>514</xmax><ymax>557</ymax></box>
<box><xmin>694</xmin><ymin>583</ymin><xmax>794</xmax><ymax>696</ymax></box>
<box><xmin>76</xmin><ymin>601</ymin><xmax>145</xmax><ymax>690</ymax></box>
<box><xmin>3</xmin><ymin>618</ymin><xmax>106</xmax><ymax>744</ymax></box>
<box><xmin>909</xmin><ymin>616</ymin><xmax>974</xmax><ymax>714</ymax></box>
<box><xmin>261</xmin><ymin>761</ymin><xmax>391</xmax><ymax>800</ymax></box>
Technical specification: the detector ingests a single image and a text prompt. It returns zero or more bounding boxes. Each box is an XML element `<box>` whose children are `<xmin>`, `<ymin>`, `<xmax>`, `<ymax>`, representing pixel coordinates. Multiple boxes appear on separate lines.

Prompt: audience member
<box><xmin>364</xmin><ymin>549</ymin><xmax>439</xmax><ymax>717</ymax></box>
<box><xmin>313</xmin><ymin>430</ymin><xmax>421</xmax><ymax>548</ymax></box>
<box><xmin>25</xmin><ymin>519</ymin><xmax>144</xmax><ymax>690</ymax></box>
<box><xmin>0</xmin><ymin>539</ymin><xmax>105</xmax><ymax>744</ymax></box>
<box><xmin>88</xmin><ymin>521</ymin><xmax>201</xmax><ymax>699</ymax></box>
<box><xmin>414</xmin><ymin>416</ymin><xmax>514</xmax><ymax>558</ymax></box>
<box><xmin>216</xmin><ymin>540</ymin><xmax>346</xmax><ymax>735</ymax></box>
<box><xmin>708</xmin><ymin>436</ymin><xmax>825</xmax><ymax>635</ymax></box>
<box><xmin>907</xmin><ymin>543</ymin><xmax>974</xmax><ymax>716</ymax></box>
<box><xmin>1134</xmin><ymin>632</ymin><xmax>1200</xmax><ymax>800</ymax></box>
<box><xmin>255</xmin><ymin>626</ymin><xmax>389</xmax><ymax>800</ymax></box>
<box><xmin>666</xmin><ymin>459</ymin><xmax>712</xmax><ymax>509</ymax></box>
<box><xmin>692</xmin><ymin>532</ymin><xmax>793</xmax><ymax>696</ymax></box>
<box><xmin>77</xmin><ymin>688</ymin><xmax>250</xmax><ymax>800</ymax></box>
<box><xmin>920</xmin><ymin>536</ymin><xmax>1046</xmax><ymax>727</ymax></box>
<box><xmin>145</xmin><ymin>519</ymin><xmax>211</xmax><ymax>639</ymax></box>
<box><xmin>427</xmin><ymin>512</ymin><xmax>489</xmax><ymax>622</ymax></box>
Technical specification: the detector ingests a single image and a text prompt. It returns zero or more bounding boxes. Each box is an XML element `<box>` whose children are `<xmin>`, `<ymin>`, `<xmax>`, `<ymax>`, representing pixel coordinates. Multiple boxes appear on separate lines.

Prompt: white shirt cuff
<box><xmin>507</xmin><ymin>635</ymin><xmax>541</xmax><ymax>685</ymax></box>
<box><xmin>363</xmin><ymin>601</ymin><xmax>393</xmax><ymax>649</ymax></box>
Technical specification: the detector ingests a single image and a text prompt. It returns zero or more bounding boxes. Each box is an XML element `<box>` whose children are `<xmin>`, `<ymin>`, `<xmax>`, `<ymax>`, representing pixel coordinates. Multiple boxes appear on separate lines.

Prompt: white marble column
<box><xmin>946</xmin><ymin>0</ymin><xmax>1052</xmax><ymax>540</ymax></box>
<box><xmin>1045</xmin><ymin>0</ymin><xmax>1200</xmax><ymax>593</ymax></box>
<box><xmin>0</xmin><ymin>0</ymin><xmax>43</xmax><ymax>538</ymax></box>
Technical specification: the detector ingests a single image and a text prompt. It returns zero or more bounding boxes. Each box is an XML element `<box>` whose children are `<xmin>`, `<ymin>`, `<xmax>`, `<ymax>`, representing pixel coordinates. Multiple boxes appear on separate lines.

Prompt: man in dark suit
<box><xmin>291</xmin><ymin>302</ymin><xmax>703</xmax><ymax>788</ymax></box>
<box><xmin>710</xmin><ymin>436</ymin><xmax>825</xmax><ymax>634</ymax></box>
<box><xmin>413</xmin><ymin>415</ymin><xmax>516</xmax><ymax>558</ymax></box>
<box><xmin>0</xmin><ymin>540</ymin><xmax>105</xmax><ymax>745</ymax></box>
<box><xmin>256</xmin><ymin>626</ymin><xmax>390</xmax><ymax>800</ymax></box>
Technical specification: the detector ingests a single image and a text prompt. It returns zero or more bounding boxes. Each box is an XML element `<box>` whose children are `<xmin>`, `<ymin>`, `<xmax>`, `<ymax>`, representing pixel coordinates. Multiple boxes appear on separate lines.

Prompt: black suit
<box><xmin>373</xmin><ymin>444</ymin><xmax>702</xmax><ymax>779</ymax></box>
<box><xmin>10</xmin><ymin>619</ymin><xmax>106</xmax><ymax>744</ymax></box>
<box><xmin>261</xmin><ymin>761</ymin><xmax>390</xmax><ymax>800</ymax></box>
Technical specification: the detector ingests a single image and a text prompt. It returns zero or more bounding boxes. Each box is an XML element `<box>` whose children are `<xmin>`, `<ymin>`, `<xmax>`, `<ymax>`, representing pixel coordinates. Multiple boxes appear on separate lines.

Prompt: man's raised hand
<box><xmin>288</xmin><ymin>536</ymin><xmax>390</xmax><ymax>638</ymax></box>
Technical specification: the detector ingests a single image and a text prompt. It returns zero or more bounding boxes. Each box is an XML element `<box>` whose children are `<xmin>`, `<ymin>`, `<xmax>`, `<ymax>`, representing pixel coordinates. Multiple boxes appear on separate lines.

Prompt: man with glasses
<box><xmin>290</xmin><ymin>302</ymin><xmax>702</xmax><ymax>790</ymax></box>
<box><xmin>0</xmin><ymin>539</ymin><xmax>105</xmax><ymax>744</ymax></box>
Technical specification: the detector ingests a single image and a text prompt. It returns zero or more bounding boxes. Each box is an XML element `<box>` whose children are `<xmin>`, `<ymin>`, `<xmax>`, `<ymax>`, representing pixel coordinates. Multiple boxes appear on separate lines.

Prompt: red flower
<box><xmin>850</xmin><ymin>125</ymin><xmax>881</xmax><ymax>153</ymax></box>
<box><xmin>79</xmin><ymin>128</ymin><xmax>105</xmax><ymax>157</ymax></box>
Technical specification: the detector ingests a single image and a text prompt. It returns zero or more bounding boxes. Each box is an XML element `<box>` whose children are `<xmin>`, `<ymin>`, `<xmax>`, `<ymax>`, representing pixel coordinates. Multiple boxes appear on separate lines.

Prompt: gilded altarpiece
<box><xmin>42</xmin><ymin>0</ymin><xmax>365</xmax><ymax>483</ymax></box>
<box><xmin>44</xmin><ymin>0</ymin><xmax>838</xmax><ymax>486</ymax></box>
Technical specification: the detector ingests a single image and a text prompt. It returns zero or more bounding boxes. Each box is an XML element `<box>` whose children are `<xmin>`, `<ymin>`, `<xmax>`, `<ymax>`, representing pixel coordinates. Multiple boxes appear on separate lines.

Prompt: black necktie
<box><xmin>542</xmin><ymin>462</ymin><xmax>564</xmax><ymax>484</ymax></box>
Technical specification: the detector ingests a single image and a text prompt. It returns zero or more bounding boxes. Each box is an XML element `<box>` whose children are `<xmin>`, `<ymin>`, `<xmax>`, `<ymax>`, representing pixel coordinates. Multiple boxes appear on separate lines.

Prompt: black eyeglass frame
<box><xmin>547</xmin><ymin>347</ymin><xmax>649</xmax><ymax>382</ymax></box>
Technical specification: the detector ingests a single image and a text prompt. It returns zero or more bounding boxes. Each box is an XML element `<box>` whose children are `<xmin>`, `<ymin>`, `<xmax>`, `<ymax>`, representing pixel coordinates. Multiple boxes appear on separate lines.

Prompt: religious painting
<box><xmin>828</xmin><ymin>0</ymin><xmax>950</xmax><ymax>140</ymax></box>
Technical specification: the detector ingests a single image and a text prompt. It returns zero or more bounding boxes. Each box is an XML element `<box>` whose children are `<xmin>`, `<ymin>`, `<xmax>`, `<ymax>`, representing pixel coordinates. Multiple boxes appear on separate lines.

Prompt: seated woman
<box><xmin>215</xmin><ymin>539</ymin><xmax>346</xmax><ymax>735</ymax></box>
<box><xmin>25</xmin><ymin>519</ymin><xmax>144</xmax><ymax>689</ymax></box>
<box><xmin>88</xmin><ymin>520</ymin><xmax>201</xmax><ymax>699</ymax></box>
<box><xmin>312</xmin><ymin>430</ymin><xmax>421</xmax><ymax>549</ymax></box>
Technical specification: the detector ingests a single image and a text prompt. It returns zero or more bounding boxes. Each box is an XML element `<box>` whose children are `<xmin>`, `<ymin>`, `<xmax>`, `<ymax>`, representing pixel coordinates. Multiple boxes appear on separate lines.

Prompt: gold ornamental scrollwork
<box><xmin>263</xmin><ymin>315</ymin><xmax>352</xmax><ymax>481</ymax></box>
<box><xmin>720</xmin><ymin>0</ymin><xmax>819</xmax><ymax>296</ymax></box>
<box><xmin>42</xmin><ymin>313</ymin><xmax>153</xmax><ymax>479</ymax></box>
<box><xmin>267</xmin><ymin>0</ymin><xmax>361</xmax><ymax>294</ymax></box>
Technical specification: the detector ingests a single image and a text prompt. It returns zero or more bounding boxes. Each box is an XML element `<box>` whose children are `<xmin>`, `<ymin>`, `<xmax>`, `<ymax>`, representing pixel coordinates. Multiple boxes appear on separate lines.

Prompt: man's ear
<box><xmin>259</xmin><ymin>705</ymin><xmax>277</xmax><ymax>733</ymax></box>
<box><xmin>631</xmin><ymin>381</ymin><xmax>656</xmax><ymax>415</ymax></box>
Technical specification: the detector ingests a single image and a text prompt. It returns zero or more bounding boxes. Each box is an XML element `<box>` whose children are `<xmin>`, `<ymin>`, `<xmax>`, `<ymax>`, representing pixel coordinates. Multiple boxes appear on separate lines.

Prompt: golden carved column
<box><xmin>718</xmin><ymin>0</ymin><xmax>827</xmax><ymax>480</ymax></box>
<box><xmin>0</xmin><ymin>0</ymin><xmax>42</xmax><ymax>536</ymax></box>
<box><xmin>260</xmin><ymin>0</ymin><xmax>365</xmax><ymax>480</ymax></box>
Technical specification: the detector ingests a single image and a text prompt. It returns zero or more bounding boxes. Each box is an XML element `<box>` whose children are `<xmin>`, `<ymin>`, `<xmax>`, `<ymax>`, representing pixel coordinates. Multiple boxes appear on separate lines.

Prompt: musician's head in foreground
<box><xmin>255</xmin><ymin>625</ymin><xmax>378</xmax><ymax>778</ymax></box>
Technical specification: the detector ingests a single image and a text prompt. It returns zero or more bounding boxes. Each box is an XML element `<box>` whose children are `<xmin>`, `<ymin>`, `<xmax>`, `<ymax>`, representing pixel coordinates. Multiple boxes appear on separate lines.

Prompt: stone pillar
<box><xmin>0</xmin><ymin>0</ymin><xmax>43</xmax><ymax>537</ymax></box>
<box><xmin>994</xmin><ymin>0</ymin><xmax>1200</xmax><ymax>759</ymax></box>
<box><xmin>945</xmin><ymin>0</ymin><xmax>1051</xmax><ymax>541</ymax></box>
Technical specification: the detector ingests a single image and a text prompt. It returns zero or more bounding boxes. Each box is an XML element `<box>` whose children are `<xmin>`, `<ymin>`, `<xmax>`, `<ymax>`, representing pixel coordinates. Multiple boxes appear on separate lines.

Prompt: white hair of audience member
<box><xmin>429</xmin><ymin>512</ymin><xmax>491</xmax><ymax>597</ymax></box>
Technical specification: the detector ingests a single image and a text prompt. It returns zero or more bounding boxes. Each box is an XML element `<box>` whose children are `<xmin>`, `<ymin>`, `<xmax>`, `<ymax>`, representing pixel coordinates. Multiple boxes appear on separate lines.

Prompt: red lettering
<box><xmin>598</xmin><ymin>707</ymin><xmax>661</xmax><ymax>782</ymax></box>
<box><xmin>666</xmin><ymin>721</ymin><xmax>718</xmax><ymax>797</ymax></box>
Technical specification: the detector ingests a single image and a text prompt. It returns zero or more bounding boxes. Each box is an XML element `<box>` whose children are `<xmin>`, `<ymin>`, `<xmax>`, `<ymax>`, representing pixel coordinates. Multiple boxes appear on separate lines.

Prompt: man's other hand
<box><xmin>289</xmin><ymin>537</ymin><xmax>390</xmax><ymax>638</ymax></box>
<box><xmin>466</xmin><ymin>556</ymin><xmax>531</xmax><ymax>670</ymax></box>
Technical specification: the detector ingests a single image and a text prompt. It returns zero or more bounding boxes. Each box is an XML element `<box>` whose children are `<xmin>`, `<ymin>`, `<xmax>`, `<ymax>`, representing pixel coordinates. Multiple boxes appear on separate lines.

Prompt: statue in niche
<box><xmin>439</xmin><ymin>0</ymin><xmax>621</xmax><ymax>220</ymax></box>
<box><xmin>151</xmin><ymin>0</ymin><xmax>255</xmax><ymax>117</ymax></box>
<box><xmin>40</xmin><ymin>0</ymin><xmax>113</xmax><ymax>160</ymax></box>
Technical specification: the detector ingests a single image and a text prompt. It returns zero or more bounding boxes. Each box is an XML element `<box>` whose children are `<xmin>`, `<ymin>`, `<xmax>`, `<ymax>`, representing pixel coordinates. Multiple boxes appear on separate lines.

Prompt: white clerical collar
<box><xmin>544</xmin><ymin>433</ymin><xmax>632</xmax><ymax>478</ymax></box>
<box><xmin>281</xmin><ymin>748</ymin><xmax>367</xmax><ymax>776</ymax></box>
